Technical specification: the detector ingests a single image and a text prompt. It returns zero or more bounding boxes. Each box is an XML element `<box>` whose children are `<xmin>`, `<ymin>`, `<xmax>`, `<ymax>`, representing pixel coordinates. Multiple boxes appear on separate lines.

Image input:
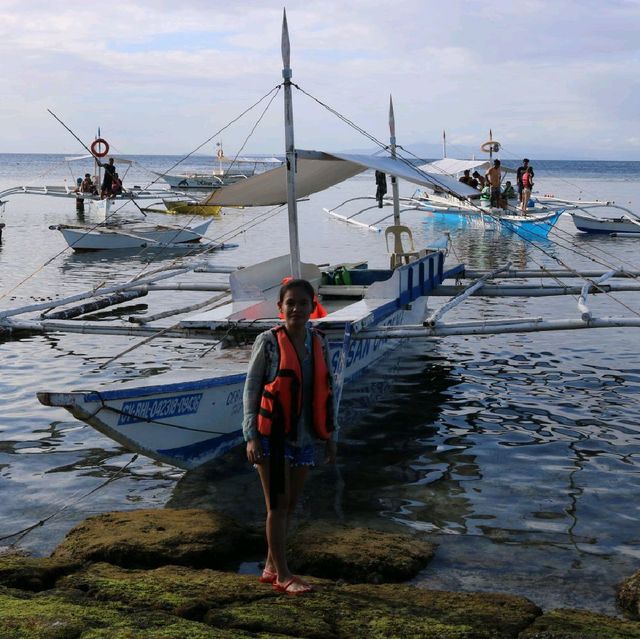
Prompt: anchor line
<box><xmin>0</xmin><ymin>454</ymin><xmax>139</xmax><ymax>546</ymax></box>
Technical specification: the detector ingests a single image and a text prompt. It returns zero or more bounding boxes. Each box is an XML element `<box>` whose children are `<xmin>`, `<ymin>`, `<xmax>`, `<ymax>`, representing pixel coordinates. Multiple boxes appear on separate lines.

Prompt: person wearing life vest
<box><xmin>243</xmin><ymin>278</ymin><xmax>338</xmax><ymax>596</ymax></box>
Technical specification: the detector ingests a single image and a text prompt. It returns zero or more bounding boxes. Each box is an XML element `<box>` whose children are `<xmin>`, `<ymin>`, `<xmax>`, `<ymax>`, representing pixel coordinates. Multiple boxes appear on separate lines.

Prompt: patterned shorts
<box><xmin>259</xmin><ymin>436</ymin><xmax>315</xmax><ymax>467</ymax></box>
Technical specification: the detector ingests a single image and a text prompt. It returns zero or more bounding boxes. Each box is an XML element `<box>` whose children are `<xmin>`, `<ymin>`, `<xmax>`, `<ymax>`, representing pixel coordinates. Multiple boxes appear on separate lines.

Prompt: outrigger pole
<box><xmin>281</xmin><ymin>9</ymin><xmax>302</xmax><ymax>279</ymax></box>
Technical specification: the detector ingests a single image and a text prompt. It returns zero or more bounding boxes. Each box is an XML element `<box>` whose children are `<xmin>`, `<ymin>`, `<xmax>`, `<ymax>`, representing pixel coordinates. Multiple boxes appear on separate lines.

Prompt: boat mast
<box><xmin>442</xmin><ymin>129</ymin><xmax>447</xmax><ymax>158</ymax></box>
<box><xmin>96</xmin><ymin>127</ymin><xmax>102</xmax><ymax>185</ymax></box>
<box><xmin>389</xmin><ymin>96</ymin><xmax>402</xmax><ymax>241</ymax></box>
<box><xmin>281</xmin><ymin>9</ymin><xmax>302</xmax><ymax>278</ymax></box>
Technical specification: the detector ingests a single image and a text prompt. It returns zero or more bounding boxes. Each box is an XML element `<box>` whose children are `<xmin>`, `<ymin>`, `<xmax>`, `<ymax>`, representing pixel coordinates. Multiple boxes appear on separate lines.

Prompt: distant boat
<box><xmin>161</xmin><ymin>200</ymin><xmax>222</xmax><ymax>216</ymax></box>
<box><xmin>326</xmin><ymin>154</ymin><xmax>564</xmax><ymax>240</ymax></box>
<box><xmin>52</xmin><ymin>219</ymin><xmax>213</xmax><ymax>252</ymax></box>
<box><xmin>154</xmin><ymin>149</ymin><xmax>283</xmax><ymax>189</ymax></box>
<box><xmin>410</xmin><ymin>156</ymin><xmax>565</xmax><ymax>239</ymax></box>
<box><xmin>568</xmin><ymin>210</ymin><xmax>640</xmax><ymax>235</ymax></box>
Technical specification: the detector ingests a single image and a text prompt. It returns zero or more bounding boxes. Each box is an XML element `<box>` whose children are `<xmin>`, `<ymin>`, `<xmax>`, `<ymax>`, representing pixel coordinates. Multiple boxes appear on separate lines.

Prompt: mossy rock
<box><xmin>206</xmin><ymin>582</ymin><xmax>541</xmax><ymax>639</ymax></box>
<box><xmin>344</xmin><ymin>583</ymin><xmax>540</xmax><ymax>638</ymax></box>
<box><xmin>518</xmin><ymin>608</ymin><xmax>640</xmax><ymax>638</ymax></box>
<box><xmin>288</xmin><ymin>522</ymin><xmax>436</xmax><ymax>583</ymax></box>
<box><xmin>54</xmin><ymin>561</ymin><xmax>541</xmax><ymax>638</ymax></box>
<box><xmin>51</xmin><ymin>508</ymin><xmax>257</xmax><ymax>570</ymax></box>
<box><xmin>0</xmin><ymin>553</ymin><xmax>79</xmax><ymax>591</ymax></box>
<box><xmin>0</xmin><ymin>587</ymin><xmax>252</xmax><ymax>638</ymax></box>
<box><xmin>618</xmin><ymin>570</ymin><xmax>640</xmax><ymax>619</ymax></box>
<box><xmin>58</xmin><ymin>562</ymin><xmax>282</xmax><ymax>617</ymax></box>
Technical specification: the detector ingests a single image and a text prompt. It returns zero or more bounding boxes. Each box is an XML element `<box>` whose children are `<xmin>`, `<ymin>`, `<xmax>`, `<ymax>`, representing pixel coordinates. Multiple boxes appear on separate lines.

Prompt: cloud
<box><xmin>0</xmin><ymin>0</ymin><xmax>639</xmax><ymax>158</ymax></box>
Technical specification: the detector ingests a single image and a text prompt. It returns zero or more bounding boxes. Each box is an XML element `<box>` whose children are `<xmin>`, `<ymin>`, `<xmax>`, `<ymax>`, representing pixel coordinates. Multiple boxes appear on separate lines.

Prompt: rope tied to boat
<box><xmin>0</xmin><ymin>454</ymin><xmax>139</xmax><ymax>547</ymax></box>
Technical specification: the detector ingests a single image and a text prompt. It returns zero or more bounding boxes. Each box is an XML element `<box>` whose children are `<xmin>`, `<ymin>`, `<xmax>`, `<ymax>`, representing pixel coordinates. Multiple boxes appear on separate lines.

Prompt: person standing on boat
<box><xmin>520</xmin><ymin>166</ymin><xmax>534</xmax><ymax>212</ymax></box>
<box><xmin>485</xmin><ymin>159</ymin><xmax>502</xmax><ymax>208</ymax></box>
<box><xmin>243</xmin><ymin>278</ymin><xmax>338</xmax><ymax>596</ymax></box>
<box><xmin>375</xmin><ymin>170</ymin><xmax>387</xmax><ymax>208</ymax></box>
<box><xmin>99</xmin><ymin>157</ymin><xmax>117</xmax><ymax>199</ymax></box>
<box><xmin>517</xmin><ymin>159</ymin><xmax>534</xmax><ymax>206</ymax></box>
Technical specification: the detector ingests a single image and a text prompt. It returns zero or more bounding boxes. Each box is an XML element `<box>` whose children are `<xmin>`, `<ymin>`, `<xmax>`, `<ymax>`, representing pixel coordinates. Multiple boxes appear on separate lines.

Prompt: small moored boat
<box><xmin>52</xmin><ymin>219</ymin><xmax>213</xmax><ymax>252</ymax></box>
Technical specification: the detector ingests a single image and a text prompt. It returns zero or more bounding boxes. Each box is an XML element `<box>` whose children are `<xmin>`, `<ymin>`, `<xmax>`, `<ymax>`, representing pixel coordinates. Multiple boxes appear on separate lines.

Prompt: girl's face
<box><xmin>278</xmin><ymin>287</ymin><xmax>314</xmax><ymax>329</ymax></box>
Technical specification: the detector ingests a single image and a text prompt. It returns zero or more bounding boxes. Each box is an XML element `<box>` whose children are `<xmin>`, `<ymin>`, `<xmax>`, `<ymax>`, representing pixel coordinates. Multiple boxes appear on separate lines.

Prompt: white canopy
<box><xmin>421</xmin><ymin>157</ymin><xmax>516</xmax><ymax>178</ymax></box>
<box><xmin>219</xmin><ymin>155</ymin><xmax>283</xmax><ymax>164</ymax></box>
<box><xmin>421</xmin><ymin>158</ymin><xmax>490</xmax><ymax>175</ymax></box>
<box><xmin>203</xmin><ymin>149</ymin><xmax>477</xmax><ymax>206</ymax></box>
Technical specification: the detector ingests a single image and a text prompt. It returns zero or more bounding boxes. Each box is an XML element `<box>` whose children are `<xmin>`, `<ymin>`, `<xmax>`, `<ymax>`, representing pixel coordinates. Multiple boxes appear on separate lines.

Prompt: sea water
<box><xmin>1</xmin><ymin>153</ymin><xmax>639</xmax><ymax>614</ymax></box>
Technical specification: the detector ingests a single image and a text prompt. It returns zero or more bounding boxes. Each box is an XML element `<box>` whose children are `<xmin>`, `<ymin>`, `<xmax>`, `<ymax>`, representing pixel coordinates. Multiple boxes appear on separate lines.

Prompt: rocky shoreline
<box><xmin>1</xmin><ymin>506</ymin><xmax>639</xmax><ymax>638</ymax></box>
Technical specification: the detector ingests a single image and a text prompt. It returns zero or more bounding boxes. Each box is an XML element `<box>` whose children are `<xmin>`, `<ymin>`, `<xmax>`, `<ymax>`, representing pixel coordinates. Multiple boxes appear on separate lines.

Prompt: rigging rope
<box><xmin>139</xmin><ymin>85</ymin><xmax>282</xmax><ymax>192</ymax></box>
<box><xmin>293</xmin><ymin>83</ymin><xmax>640</xmax><ymax>318</ymax></box>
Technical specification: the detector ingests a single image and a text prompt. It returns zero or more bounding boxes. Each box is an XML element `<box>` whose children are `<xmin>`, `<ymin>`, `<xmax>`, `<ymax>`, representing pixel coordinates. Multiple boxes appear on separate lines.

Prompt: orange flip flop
<box><xmin>258</xmin><ymin>568</ymin><xmax>277</xmax><ymax>584</ymax></box>
<box><xmin>273</xmin><ymin>575</ymin><xmax>313</xmax><ymax>595</ymax></box>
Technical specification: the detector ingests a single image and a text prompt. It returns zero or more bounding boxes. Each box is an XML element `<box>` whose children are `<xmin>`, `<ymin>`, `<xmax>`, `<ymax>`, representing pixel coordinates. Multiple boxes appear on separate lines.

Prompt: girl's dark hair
<box><xmin>278</xmin><ymin>278</ymin><xmax>315</xmax><ymax>303</ymax></box>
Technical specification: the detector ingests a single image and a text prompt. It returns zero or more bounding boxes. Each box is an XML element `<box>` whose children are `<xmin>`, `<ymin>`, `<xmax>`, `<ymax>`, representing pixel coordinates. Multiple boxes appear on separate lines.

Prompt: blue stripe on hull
<box><xmin>157</xmin><ymin>430</ymin><xmax>243</xmax><ymax>465</ymax></box>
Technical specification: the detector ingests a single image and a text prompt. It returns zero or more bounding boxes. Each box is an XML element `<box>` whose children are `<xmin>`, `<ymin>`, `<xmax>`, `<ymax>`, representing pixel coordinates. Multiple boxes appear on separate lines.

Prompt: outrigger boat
<box><xmin>537</xmin><ymin>198</ymin><xmax>640</xmax><ymax>235</ymax></box>
<box><xmin>0</xmin><ymin>149</ymin><xmax>220</xmax><ymax>252</ymax></box>
<box><xmin>33</xmin><ymin>14</ymin><xmax>460</xmax><ymax>469</ymax></box>
<box><xmin>154</xmin><ymin>146</ymin><xmax>282</xmax><ymax>190</ymax></box>
<box><xmin>25</xmin><ymin>13</ymin><xmax>640</xmax><ymax>469</ymax></box>
<box><xmin>411</xmin><ymin>157</ymin><xmax>564</xmax><ymax>239</ymax></box>
<box><xmin>51</xmin><ymin>219</ymin><xmax>214</xmax><ymax>252</ymax></box>
<box><xmin>325</xmin><ymin>155</ymin><xmax>563</xmax><ymax>240</ymax></box>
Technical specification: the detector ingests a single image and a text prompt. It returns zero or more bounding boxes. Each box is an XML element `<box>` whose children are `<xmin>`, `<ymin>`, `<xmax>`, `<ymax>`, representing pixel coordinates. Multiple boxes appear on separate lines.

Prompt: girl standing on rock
<box><xmin>243</xmin><ymin>278</ymin><xmax>338</xmax><ymax>596</ymax></box>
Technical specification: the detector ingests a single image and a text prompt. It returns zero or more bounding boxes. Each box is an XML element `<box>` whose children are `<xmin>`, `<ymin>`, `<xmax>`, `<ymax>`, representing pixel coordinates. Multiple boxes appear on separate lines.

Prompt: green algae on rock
<box><xmin>51</xmin><ymin>508</ymin><xmax>258</xmax><ymax>570</ymax></box>
<box><xmin>618</xmin><ymin>570</ymin><xmax>640</xmax><ymax>620</ymax></box>
<box><xmin>0</xmin><ymin>587</ymin><xmax>247</xmax><ymax>639</ymax></box>
<box><xmin>54</xmin><ymin>560</ymin><xmax>540</xmax><ymax>638</ymax></box>
<box><xmin>287</xmin><ymin>522</ymin><xmax>437</xmax><ymax>583</ymax></box>
<box><xmin>519</xmin><ymin>608</ymin><xmax>640</xmax><ymax>638</ymax></box>
<box><xmin>0</xmin><ymin>553</ymin><xmax>79</xmax><ymax>591</ymax></box>
<box><xmin>59</xmin><ymin>562</ymin><xmax>281</xmax><ymax>616</ymax></box>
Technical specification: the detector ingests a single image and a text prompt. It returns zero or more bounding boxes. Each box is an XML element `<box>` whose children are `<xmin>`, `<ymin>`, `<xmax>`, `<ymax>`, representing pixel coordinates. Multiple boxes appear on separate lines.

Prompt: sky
<box><xmin>1</xmin><ymin>0</ymin><xmax>639</xmax><ymax>160</ymax></box>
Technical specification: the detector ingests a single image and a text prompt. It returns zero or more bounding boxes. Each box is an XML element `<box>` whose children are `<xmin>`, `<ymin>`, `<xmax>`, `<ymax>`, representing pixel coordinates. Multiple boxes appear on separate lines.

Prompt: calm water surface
<box><xmin>1</xmin><ymin>154</ymin><xmax>639</xmax><ymax>614</ymax></box>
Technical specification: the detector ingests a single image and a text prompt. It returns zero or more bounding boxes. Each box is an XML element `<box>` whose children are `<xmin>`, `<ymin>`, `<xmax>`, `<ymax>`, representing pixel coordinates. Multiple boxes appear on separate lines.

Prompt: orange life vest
<box><xmin>257</xmin><ymin>326</ymin><xmax>334</xmax><ymax>440</ymax></box>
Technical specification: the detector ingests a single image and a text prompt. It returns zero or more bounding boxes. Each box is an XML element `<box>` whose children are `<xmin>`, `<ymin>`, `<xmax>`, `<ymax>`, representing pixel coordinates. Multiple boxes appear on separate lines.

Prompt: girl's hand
<box><xmin>324</xmin><ymin>440</ymin><xmax>337</xmax><ymax>464</ymax></box>
<box><xmin>246</xmin><ymin>439</ymin><xmax>264</xmax><ymax>465</ymax></box>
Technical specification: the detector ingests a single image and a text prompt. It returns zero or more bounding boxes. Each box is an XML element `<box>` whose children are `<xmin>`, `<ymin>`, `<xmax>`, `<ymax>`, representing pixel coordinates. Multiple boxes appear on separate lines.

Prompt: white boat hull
<box><xmin>38</xmin><ymin>252</ymin><xmax>444</xmax><ymax>469</ymax></box>
<box><xmin>570</xmin><ymin>212</ymin><xmax>640</xmax><ymax>234</ymax></box>
<box><xmin>155</xmin><ymin>172</ymin><xmax>251</xmax><ymax>189</ymax></box>
<box><xmin>56</xmin><ymin>220</ymin><xmax>212</xmax><ymax>251</ymax></box>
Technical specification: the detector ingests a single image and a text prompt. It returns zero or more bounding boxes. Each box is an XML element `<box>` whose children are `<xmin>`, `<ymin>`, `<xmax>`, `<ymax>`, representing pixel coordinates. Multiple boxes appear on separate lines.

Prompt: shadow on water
<box><xmin>167</xmin><ymin>340</ymin><xmax>458</xmax><ymax>529</ymax></box>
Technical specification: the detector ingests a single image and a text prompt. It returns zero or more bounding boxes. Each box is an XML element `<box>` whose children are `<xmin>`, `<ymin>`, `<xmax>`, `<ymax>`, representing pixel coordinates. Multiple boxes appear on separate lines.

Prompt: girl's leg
<box><xmin>256</xmin><ymin>460</ymin><xmax>291</xmax><ymax>581</ymax></box>
<box><xmin>256</xmin><ymin>460</ymin><xmax>313</xmax><ymax>593</ymax></box>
